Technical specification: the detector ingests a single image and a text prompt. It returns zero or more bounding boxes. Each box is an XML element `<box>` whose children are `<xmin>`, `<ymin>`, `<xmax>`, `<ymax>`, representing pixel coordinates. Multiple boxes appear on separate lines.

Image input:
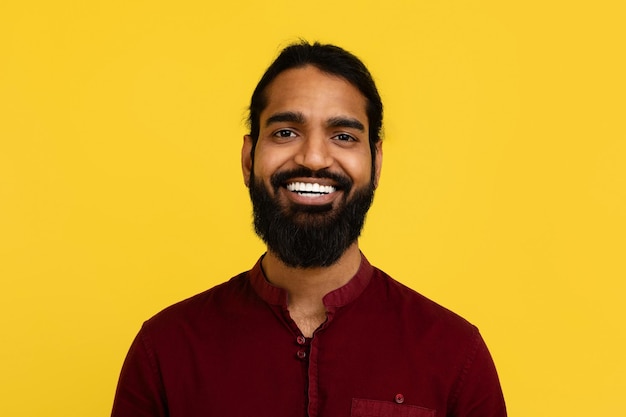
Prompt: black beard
<box><xmin>249</xmin><ymin>167</ymin><xmax>375</xmax><ymax>268</ymax></box>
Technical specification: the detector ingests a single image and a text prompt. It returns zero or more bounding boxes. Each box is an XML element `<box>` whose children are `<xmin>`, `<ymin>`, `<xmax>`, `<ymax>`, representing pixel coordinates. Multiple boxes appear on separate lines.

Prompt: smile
<box><xmin>286</xmin><ymin>182</ymin><xmax>337</xmax><ymax>197</ymax></box>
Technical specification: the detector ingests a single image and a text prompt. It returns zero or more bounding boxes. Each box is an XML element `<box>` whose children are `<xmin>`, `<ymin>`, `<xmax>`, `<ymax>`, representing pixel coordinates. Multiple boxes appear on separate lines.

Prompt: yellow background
<box><xmin>1</xmin><ymin>1</ymin><xmax>624</xmax><ymax>415</ymax></box>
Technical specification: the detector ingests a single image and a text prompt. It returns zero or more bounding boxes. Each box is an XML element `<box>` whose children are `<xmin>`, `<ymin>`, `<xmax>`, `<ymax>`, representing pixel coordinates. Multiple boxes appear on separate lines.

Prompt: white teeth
<box><xmin>286</xmin><ymin>182</ymin><xmax>336</xmax><ymax>194</ymax></box>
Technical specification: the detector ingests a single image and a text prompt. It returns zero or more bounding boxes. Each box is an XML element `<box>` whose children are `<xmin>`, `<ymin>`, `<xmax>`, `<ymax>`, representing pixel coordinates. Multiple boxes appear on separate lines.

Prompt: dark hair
<box><xmin>247</xmin><ymin>41</ymin><xmax>383</xmax><ymax>157</ymax></box>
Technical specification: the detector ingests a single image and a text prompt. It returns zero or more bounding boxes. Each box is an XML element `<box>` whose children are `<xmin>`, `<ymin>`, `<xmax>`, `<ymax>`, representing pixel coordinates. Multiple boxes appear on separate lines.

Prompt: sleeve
<box><xmin>449</xmin><ymin>330</ymin><xmax>507</xmax><ymax>417</ymax></box>
<box><xmin>111</xmin><ymin>326</ymin><xmax>168</xmax><ymax>417</ymax></box>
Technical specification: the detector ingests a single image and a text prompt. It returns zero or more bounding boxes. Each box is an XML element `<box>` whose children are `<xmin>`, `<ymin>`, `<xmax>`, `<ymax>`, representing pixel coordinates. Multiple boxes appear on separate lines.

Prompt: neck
<box><xmin>261</xmin><ymin>243</ymin><xmax>362</xmax><ymax>336</ymax></box>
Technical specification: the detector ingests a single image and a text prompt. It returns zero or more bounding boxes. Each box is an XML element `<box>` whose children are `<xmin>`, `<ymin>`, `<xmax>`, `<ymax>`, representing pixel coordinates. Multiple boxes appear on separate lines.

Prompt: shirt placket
<box><xmin>306</xmin><ymin>333</ymin><xmax>321</xmax><ymax>417</ymax></box>
<box><xmin>290</xmin><ymin>332</ymin><xmax>316</xmax><ymax>417</ymax></box>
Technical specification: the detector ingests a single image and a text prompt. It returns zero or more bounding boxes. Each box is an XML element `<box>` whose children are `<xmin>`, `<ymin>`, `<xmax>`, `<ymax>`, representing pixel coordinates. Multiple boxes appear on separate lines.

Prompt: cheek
<box><xmin>253</xmin><ymin>145</ymin><xmax>289</xmax><ymax>179</ymax></box>
<box><xmin>340</xmin><ymin>151</ymin><xmax>373</xmax><ymax>185</ymax></box>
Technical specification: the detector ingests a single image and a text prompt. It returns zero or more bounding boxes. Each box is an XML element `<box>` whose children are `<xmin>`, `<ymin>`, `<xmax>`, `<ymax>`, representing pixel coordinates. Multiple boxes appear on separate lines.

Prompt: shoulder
<box><xmin>140</xmin><ymin>271</ymin><xmax>254</xmax><ymax>336</ymax></box>
<box><xmin>365</xmin><ymin>266</ymin><xmax>497</xmax><ymax>392</ymax></box>
<box><xmin>367</xmin><ymin>265</ymin><xmax>478</xmax><ymax>339</ymax></box>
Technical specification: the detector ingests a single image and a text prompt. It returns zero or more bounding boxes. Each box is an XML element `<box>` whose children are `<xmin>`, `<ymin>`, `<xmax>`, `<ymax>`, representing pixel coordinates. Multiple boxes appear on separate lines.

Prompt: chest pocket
<box><xmin>351</xmin><ymin>398</ymin><xmax>436</xmax><ymax>417</ymax></box>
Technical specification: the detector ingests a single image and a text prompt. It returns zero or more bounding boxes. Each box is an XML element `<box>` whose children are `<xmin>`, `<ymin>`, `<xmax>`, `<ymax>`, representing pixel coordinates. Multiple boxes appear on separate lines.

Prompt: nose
<box><xmin>294</xmin><ymin>133</ymin><xmax>333</xmax><ymax>171</ymax></box>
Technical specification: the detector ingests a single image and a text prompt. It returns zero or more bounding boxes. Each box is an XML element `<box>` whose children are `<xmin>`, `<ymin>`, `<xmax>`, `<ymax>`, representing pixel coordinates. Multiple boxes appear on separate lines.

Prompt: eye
<box><xmin>333</xmin><ymin>133</ymin><xmax>356</xmax><ymax>142</ymax></box>
<box><xmin>274</xmin><ymin>129</ymin><xmax>297</xmax><ymax>138</ymax></box>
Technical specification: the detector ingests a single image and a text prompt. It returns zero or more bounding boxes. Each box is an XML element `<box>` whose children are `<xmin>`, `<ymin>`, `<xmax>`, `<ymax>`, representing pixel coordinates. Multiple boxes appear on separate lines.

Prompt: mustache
<box><xmin>270</xmin><ymin>167</ymin><xmax>352</xmax><ymax>192</ymax></box>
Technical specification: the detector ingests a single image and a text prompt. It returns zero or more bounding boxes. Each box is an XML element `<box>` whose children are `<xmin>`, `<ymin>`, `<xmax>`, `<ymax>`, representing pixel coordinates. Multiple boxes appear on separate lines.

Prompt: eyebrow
<box><xmin>265</xmin><ymin>112</ymin><xmax>365</xmax><ymax>132</ymax></box>
<box><xmin>326</xmin><ymin>116</ymin><xmax>365</xmax><ymax>132</ymax></box>
<box><xmin>265</xmin><ymin>111</ymin><xmax>306</xmax><ymax>127</ymax></box>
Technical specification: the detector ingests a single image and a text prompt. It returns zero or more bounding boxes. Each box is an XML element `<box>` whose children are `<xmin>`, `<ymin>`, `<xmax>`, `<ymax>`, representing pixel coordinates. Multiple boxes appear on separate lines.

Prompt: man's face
<box><xmin>242</xmin><ymin>65</ymin><xmax>382</xmax><ymax>267</ymax></box>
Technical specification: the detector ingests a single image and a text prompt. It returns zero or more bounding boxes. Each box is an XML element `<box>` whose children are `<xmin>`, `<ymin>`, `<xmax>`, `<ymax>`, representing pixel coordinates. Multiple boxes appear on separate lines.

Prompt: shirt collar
<box><xmin>248</xmin><ymin>253</ymin><xmax>374</xmax><ymax>309</ymax></box>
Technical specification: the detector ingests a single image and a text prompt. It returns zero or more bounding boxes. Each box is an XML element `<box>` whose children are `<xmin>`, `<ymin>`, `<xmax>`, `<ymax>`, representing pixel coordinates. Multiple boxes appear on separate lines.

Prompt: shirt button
<box><xmin>296</xmin><ymin>335</ymin><xmax>306</xmax><ymax>345</ymax></box>
<box><xmin>296</xmin><ymin>350</ymin><xmax>307</xmax><ymax>359</ymax></box>
<box><xmin>394</xmin><ymin>393</ymin><xmax>405</xmax><ymax>404</ymax></box>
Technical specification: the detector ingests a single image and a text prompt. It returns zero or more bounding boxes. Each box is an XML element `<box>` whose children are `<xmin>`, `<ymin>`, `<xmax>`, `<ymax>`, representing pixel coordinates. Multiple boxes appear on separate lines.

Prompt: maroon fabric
<box><xmin>112</xmin><ymin>255</ymin><xmax>506</xmax><ymax>417</ymax></box>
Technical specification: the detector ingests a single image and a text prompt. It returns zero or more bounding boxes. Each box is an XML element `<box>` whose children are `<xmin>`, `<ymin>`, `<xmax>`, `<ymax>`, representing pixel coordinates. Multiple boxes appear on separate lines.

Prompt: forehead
<box><xmin>260</xmin><ymin>66</ymin><xmax>368</xmax><ymax>125</ymax></box>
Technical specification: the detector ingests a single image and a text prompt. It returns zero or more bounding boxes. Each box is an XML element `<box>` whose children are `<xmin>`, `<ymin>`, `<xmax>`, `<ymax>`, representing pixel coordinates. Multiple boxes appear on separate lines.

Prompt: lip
<box><xmin>285</xmin><ymin>177</ymin><xmax>339</xmax><ymax>187</ymax></box>
<box><xmin>280</xmin><ymin>178</ymin><xmax>342</xmax><ymax>206</ymax></box>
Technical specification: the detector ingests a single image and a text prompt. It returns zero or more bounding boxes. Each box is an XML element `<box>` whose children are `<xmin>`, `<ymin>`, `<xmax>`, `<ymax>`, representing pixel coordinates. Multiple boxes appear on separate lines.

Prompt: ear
<box><xmin>242</xmin><ymin>135</ymin><xmax>254</xmax><ymax>188</ymax></box>
<box><xmin>373</xmin><ymin>140</ymin><xmax>383</xmax><ymax>189</ymax></box>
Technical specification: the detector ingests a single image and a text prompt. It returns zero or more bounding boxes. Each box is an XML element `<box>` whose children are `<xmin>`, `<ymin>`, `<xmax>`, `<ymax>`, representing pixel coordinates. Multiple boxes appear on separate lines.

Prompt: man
<box><xmin>112</xmin><ymin>42</ymin><xmax>506</xmax><ymax>417</ymax></box>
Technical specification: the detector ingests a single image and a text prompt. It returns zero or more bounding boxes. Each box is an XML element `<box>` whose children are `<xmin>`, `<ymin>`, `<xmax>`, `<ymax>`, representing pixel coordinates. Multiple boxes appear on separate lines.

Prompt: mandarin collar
<box><xmin>249</xmin><ymin>254</ymin><xmax>374</xmax><ymax>309</ymax></box>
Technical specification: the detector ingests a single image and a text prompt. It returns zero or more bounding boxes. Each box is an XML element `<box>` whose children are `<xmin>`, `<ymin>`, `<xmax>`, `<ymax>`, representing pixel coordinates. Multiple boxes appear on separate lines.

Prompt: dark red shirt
<box><xmin>112</xmin><ymin>255</ymin><xmax>506</xmax><ymax>417</ymax></box>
